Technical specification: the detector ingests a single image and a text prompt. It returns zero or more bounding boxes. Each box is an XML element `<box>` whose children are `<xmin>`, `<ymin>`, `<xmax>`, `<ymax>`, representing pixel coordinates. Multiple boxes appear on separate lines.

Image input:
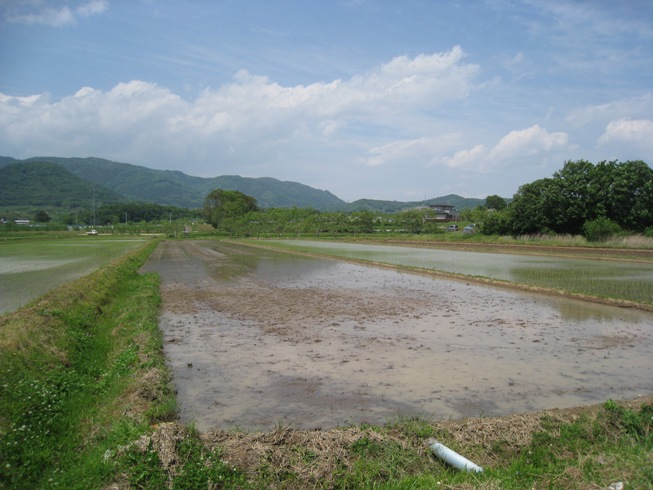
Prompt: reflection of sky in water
<box><xmin>150</xmin><ymin>241</ymin><xmax>653</xmax><ymax>429</ymax></box>
<box><xmin>0</xmin><ymin>257</ymin><xmax>84</xmax><ymax>274</ymax></box>
<box><xmin>275</xmin><ymin>240</ymin><xmax>653</xmax><ymax>283</ymax></box>
<box><xmin>228</xmin><ymin>241</ymin><xmax>652</xmax><ymax>325</ymax></box>
<box><xmin>261</xmin><ymin>240</ymin><xmax>653</xmax><ymax>322</ymax></box>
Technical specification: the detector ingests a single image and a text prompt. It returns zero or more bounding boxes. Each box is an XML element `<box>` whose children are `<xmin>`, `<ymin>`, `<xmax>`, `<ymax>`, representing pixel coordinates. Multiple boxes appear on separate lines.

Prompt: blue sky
<box><xmin>1</xmin><ymin>1</ymin><xmax>652</xmax><ymax>202</ymax></box>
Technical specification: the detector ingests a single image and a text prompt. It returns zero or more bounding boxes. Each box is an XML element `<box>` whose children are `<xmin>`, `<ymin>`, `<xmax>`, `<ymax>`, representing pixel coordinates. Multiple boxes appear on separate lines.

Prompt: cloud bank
<box><xmin>1</xmin><ymin>45</ymin><xmax>650</xmax><ymax>200</ymax></box>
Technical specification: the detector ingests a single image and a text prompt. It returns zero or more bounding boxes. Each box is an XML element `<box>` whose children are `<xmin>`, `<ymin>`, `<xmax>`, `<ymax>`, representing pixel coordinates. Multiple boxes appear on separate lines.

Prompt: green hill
<box><xmin>0</xmin><ymin>161</ymin><xmax>123</xmax><ymax>208</ymax></box>
<box><xmin>20</xmin><ymin>156</ymin><xmax>345</xmax><ymax>210</ymax></box>
<box><xmin>206</xmin><ymin>175</ymin><xmax>344</xmax><ymax>210</ymax></box>
<box><xmin>346</xmin><ymin>194</ymin><xmax>485</xmax><ymax>212</ymax></box>
<box><xmin>1</xmin><ymin>156</ymin><xmax>489</xmax><ymax>213</ymax></box>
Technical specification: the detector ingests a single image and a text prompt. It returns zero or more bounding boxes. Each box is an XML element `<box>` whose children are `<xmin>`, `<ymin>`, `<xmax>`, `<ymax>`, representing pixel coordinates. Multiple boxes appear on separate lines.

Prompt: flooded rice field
<box><xmin>264</xmin><ymin>240</ymin><xmax>653</xmax><ymax>306</ymax></box>
<box><xmin>140</xmin><ymin>240</ymin><xmax>653</xmax><ymax>431</ymax></box>
<box><xmin>0</xmin><ymin>238</ymin><xmax>145</xmax><ymax>314</ymax></box>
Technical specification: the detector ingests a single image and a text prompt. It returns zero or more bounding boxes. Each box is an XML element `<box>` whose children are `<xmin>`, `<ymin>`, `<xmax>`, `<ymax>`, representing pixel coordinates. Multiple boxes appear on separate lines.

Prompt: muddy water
<box><xmin>140</xmin><ymin>240</ymin><xmax>653</xmax><ymax>431</ymax></box>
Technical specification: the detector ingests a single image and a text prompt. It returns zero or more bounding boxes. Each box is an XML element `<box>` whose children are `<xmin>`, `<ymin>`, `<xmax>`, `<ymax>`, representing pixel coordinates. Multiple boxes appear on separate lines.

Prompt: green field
<box><xmin>0</xmin><ymin>236</ymin><xmax>148</xmax><ymax>314</ymax></box>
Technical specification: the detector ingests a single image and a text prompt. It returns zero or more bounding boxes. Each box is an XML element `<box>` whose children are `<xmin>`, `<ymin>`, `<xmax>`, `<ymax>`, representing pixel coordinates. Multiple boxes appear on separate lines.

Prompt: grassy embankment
<box><xmin>0</xmin><ymin>239</ymin><xmax>238</xmax><ymax>488</ymax></box>
<box><xmin>0</xmin><ymin>236</ymin><xmax>651</xmax><ymax>489</ymax></box>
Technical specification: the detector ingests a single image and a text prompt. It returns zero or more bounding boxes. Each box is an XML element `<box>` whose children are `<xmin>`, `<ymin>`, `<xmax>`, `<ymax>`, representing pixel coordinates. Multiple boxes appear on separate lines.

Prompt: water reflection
<box><xmin>271</xmin><ymin>240</ymin><xmax>653</xmax><ymax>307</ymax></box>
<box><xmin>144</xmin><ymin>241</ymin><xmax>653</xmax><ymax>431</ymax></box>
<box><xmin>557</xmin><ymin>302</ymin><xmax>643</xmax><ymax>323</ymax></box>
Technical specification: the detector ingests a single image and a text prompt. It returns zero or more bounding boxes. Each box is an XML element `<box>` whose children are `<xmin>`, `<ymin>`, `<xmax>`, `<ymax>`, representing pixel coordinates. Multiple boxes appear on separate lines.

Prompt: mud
<box><xmin>140</xmin><ymin>240</ymin><xmax>653</xmax><ymax>431</ymax></box>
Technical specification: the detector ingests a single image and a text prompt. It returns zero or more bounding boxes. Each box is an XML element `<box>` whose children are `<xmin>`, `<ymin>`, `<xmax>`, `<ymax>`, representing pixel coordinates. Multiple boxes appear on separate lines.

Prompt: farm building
<box><xmin>424</xmin><ymin>204</ymin><xmax>459</xmax><ymax>222</ymax></box>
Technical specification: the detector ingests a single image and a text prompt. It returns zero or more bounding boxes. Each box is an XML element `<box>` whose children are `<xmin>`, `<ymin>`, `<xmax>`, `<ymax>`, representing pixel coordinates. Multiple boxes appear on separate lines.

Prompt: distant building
<box><xmin>14</xmin><ymin>219</ymin><xmax>31</xmax><ymax>225</ymax></box>
<box><xmin>424</xmin><ymin>204</ymin><xmax>458</xmax><ymax>222</ymax></box>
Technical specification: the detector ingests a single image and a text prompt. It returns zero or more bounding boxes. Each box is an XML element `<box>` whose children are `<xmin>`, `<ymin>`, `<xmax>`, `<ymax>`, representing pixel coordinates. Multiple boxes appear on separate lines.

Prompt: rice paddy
<box><xmin>256</xmin><ymin>239</ymin><xmax>653</xmax><ymax>307</ymax></box>
<box><xmin>0</xmin><ymin>236</ymin><xmax>147</xmax><ymax>314</ymax></box>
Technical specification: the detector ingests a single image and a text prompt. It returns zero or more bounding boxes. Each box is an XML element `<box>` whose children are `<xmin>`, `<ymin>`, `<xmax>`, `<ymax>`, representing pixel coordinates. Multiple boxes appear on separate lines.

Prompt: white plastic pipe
<box><xmin>427</xmin><ymin>438</ymin><xmax>483</xmax><ymax>473</ymax></box>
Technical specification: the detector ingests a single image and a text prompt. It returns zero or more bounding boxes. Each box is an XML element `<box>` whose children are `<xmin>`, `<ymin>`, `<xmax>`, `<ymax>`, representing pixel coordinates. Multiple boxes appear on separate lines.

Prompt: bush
<box><xmin>481</xmin><ymin>210</ymin><xmax>510</xmax><ymax>235</ymax></box>
<box><xmin>583</xmin><ymin>217</ymin><xmax>621</xmax><ymax>242</ymax></box>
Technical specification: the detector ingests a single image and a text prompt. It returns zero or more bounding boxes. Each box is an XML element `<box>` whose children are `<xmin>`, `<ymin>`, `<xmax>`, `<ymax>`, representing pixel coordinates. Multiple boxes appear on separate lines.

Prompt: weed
<box><xmin>602</xmin><ymin>399</ymin><xmax>653</xmax><ymax>442</ymax></box>
<box><xmin>388</xmin><ymin>415</ymin><xmax>436</xmax><ymax>439</ymax></box>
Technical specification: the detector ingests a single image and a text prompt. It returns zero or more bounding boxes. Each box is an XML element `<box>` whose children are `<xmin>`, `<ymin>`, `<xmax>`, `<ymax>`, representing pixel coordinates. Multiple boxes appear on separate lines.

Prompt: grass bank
<box><xmin>1</xmin><ymin>237</ymin><xmax>651</xmax><ymax>489</ymax></box>
<box><xmin>0</xmin><ymin>240</ymin><xmax>181</xmax><ymax>488</ymax></box>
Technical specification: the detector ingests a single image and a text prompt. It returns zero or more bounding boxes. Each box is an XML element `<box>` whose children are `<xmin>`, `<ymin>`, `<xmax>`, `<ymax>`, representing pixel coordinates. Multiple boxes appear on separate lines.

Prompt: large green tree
<box><xmin>203</xmin><ymin>189</ymin><xmax>259</xmax><ymax>229</ymax></box>
<box><xmin>598</xmin><ymin>160</ymin><xmax>653</xmax><ymax>230</ymax></box>
<box><xmin>485</xmin><ymin>195</ymin><xmax>507</xmax><ymax>211</ymax></box>
<box><xmin>509</xmin><ymin>178</ymin><xmax>563</xmax><ymax>235</ymax></box>
<box><xmin>508</xmin><ymin>160</ymin><xmax>653</xmax><ymax>235</ymax></box>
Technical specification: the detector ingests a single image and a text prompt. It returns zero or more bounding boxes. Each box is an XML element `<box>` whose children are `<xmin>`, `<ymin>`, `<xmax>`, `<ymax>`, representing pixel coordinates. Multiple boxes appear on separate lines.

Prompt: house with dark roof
<box><xmin>424</xmin><ymin>204</ymin><xmax>458</xmax><ymax>222</ymax></box>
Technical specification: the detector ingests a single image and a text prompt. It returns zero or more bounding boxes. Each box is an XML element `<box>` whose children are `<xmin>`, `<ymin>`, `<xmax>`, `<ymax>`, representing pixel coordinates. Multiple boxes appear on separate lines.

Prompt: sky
<box><xmin>1</xmin><ymin>1</ymin><xmax>652</xmax><ymax>202</ymax></box>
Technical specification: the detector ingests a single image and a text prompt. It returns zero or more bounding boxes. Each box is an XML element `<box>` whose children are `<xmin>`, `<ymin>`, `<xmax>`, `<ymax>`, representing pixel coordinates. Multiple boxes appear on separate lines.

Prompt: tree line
<box><xmin>74</xmin><ymin>202</ymin><xmax>201</xmax><ymax>226</ymax></box>
<box><xmin>203</xmin><ymin>160</ymin><xmax>653</xmax><ymax>241</ymax></box>
<box><xmin>202</xmin><ymin>189</ymin><xmax>451</xmax><ymax>237</ymax></box>
<box><xmin>6</xmin><ymin>159</ymin><xmax>648</xmax><ymax>241</ymax></box>
<box><xmin>478</xmin><ymin>160</ymin><xmax>653</xmax><ymax>240</ymax></box>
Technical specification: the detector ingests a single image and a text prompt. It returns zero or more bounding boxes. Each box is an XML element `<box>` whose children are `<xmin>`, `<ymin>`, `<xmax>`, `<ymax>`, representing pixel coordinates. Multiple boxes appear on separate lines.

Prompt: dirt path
<box><xmin>141</xmin><ymin>240</ymin><xmax>653</xmax><ymax>431</ymax></box>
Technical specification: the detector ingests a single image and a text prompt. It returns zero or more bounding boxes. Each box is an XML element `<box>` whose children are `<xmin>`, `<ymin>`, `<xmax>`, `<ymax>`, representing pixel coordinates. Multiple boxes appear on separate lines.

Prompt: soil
<box><xmin>140</xmin><ymin>240</ymin><xmax>653</xmax><ymax>433</ymax></box>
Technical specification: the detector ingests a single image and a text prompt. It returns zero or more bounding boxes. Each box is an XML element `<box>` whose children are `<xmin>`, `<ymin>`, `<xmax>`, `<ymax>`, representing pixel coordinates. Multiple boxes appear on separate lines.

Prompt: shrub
<box><xmin>583</xmin><ymin>217</ymin><xmax>621</xmax><ymax>242</ymax></box>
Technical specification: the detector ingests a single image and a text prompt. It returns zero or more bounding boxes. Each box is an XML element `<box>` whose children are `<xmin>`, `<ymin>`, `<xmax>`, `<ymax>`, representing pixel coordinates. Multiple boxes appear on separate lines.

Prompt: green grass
<box><xmin>0</xmin><ymin>239</ymin><xmax>178</xmax><ymax>488</ymax></box>
<box><xmin>325</xmin><ymin>402</ymin><xmax>652</xmax><ymax>490</ymax></box>
<box><xmin>510</xmin><ymin>265</ymin><xmax>653</xmax><ymax>305</ymax></box>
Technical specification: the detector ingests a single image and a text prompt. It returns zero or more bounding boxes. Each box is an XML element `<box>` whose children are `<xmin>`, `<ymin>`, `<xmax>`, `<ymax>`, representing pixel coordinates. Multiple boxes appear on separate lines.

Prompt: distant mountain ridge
<box><xmin>0</xmin><ymin>156</ymin><xmax>486</xmax><ymax>212</ymax></box>
<box><xmin>0</xmin><ymin>160</ymin><xmax>124</xmax><ymax>208</ymax></box>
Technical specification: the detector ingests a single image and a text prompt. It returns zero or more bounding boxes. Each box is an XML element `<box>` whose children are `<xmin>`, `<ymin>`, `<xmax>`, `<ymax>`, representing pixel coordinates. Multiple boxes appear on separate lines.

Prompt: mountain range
<box><xmin>0</xmin><ymin>156</ymin><xmax>486</xmax><ymax>212</ymax></box>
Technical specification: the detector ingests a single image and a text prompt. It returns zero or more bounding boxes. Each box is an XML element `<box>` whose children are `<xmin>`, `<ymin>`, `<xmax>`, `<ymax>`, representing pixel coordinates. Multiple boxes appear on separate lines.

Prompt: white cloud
<box><xmin>598</xmin><ymin>119</ymin><xmax>653</xmax><ymax>157</ymax></box>
<box><xmin>5</xmin><ymin>0</ymin><xmax>108</xmax><ymax>27</ymax></box>
<box><xmin>445</xmin><ymin>144</ymin><xmax>488</xmax><ymax>169</ymax></box>
<box><xmin>443</xmin><ymin>125</ymin><xmax>569</xmax><ymax>170</ymax></box>
<box><xmin>488</xmin><ymin>125</ymin><xmax>568</xmax><ymax>160</ymax></box>
<box><xmin>76</xmin><ymin>0</ymin><xmax>108</xmax><ymax>17</ymax></box>
<box><xmin>365</xmin><ymin>134</ymin><xmax>463</xmax><ymax>168</ymax></box>
<box><xmin>0</xmin><ymin>48</ymin><xmax>480</xmax><ymax>177</ymax></box>
<box><xmin>567</xmin><ymin>94</ymin><xmax>653</xmax><ymax>128</ymax></box>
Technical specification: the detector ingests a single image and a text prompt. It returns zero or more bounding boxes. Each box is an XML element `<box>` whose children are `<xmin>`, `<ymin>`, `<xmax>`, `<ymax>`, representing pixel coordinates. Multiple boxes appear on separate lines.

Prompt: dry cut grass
<box><xmin>124</xmin><ymin>394</ymin><xmax>653</xmax><ymax>489</ymax></box>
